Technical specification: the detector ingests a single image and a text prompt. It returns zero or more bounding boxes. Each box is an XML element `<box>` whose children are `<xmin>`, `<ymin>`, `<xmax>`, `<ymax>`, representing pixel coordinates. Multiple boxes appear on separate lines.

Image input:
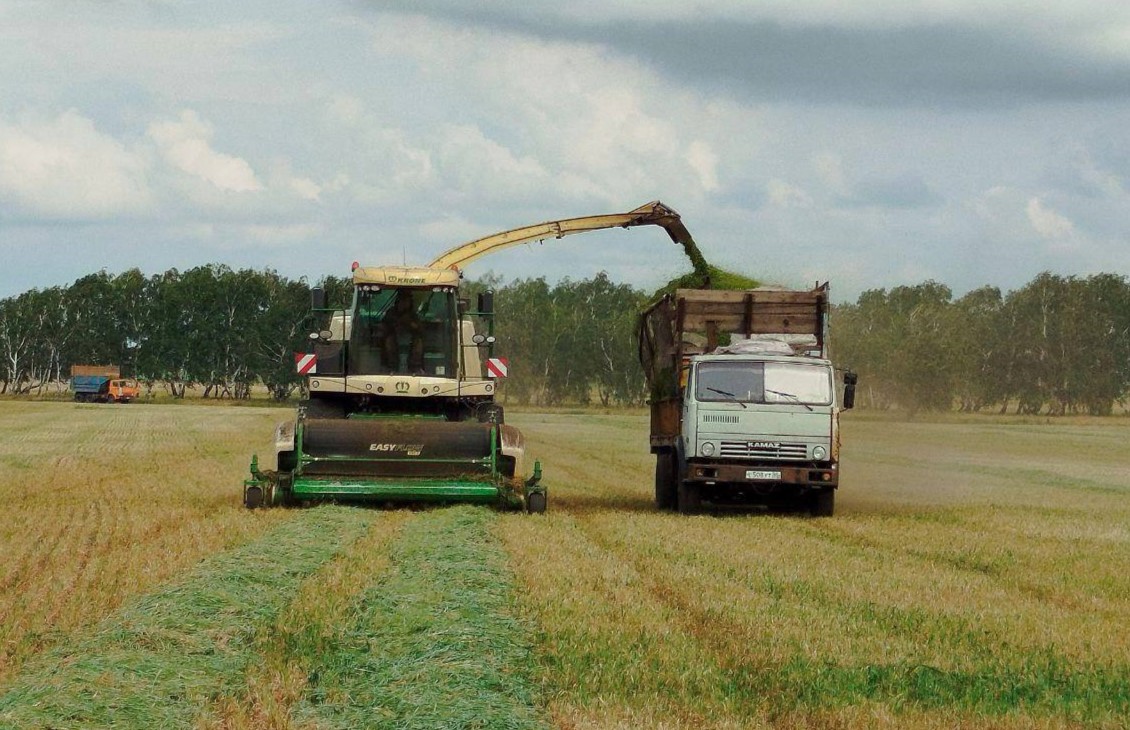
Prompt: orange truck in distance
<box><xmin>70</xmin><ymin>365</ymin><xmax>140</xmax><ymax>403</ymax></box>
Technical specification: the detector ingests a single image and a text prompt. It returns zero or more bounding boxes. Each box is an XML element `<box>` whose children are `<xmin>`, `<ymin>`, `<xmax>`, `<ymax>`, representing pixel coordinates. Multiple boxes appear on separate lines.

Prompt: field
<box><xmin>0</xmin><ymin>401</ymin><xmax>1128</xmax><ymax>728</ymax></box>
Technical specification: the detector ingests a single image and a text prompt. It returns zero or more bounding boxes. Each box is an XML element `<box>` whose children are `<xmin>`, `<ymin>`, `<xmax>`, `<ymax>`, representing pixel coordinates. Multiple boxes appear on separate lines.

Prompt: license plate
<box><xmin>745</xmin><ymin>470</ymin><xmax>781</xmax><ymax>480</ymax></box>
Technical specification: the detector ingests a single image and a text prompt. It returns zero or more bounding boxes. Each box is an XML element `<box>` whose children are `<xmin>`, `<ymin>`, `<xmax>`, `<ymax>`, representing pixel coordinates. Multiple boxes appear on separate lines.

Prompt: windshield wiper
<box><xmin>706</xmin><ymin>387</ymin><xmax>746</xmax><ymax>409</ymax></box>
<box><xmin>765</xmin><ymin>388</ymin><xmax>813</xmax><ymax>411</ymax></box>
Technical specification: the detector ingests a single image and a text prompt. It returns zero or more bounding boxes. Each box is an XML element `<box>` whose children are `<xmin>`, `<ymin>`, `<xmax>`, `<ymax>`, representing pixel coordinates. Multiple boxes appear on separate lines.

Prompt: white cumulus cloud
<box><xmin>1026</xmin><ymin>197</ymin><xmax>1074</xmax><ymax>239</ymax></box>
<box><xmin>686</xmin><ymin>140</ymin><xmax>720</xmax><ymax>192</ymax></box>
<box><xmin>0</xmin><ymin>110</ymin><xmax>150</xmax><ymax>218</ymax></box>
<box><xmin>148</xmin><ymin>110</ymin><xmax>262</xmax><ymax>193</ymax></box>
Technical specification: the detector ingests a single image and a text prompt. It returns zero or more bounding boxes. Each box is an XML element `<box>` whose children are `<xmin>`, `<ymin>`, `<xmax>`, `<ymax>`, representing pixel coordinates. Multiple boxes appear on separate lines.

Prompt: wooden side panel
<box><xmin>649</xmin><ymin>398</ymin><xmax>681</xmax><ymax>444</ymax></box>
<box><xmin>673</xmin><ymin>288</ymin><xmax>826</xmax><ymax>337</ymax></box>
<box><xmin>70</xmin><ymin>364</ymin><xmax>121</xmax><ymax>378</ymax></box>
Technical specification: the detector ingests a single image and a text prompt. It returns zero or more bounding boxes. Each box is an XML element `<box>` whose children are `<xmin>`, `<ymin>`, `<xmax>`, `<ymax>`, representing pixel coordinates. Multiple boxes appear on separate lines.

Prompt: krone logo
<box><xmin>395</xmin><ymin>380</ymin><xmax>410</xmax><ymax>393</ymax></box>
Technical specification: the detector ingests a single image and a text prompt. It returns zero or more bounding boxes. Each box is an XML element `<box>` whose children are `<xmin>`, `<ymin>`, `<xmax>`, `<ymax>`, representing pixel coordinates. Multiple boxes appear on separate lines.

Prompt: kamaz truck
<box><xmin>639</xmin><ymin>285</ymin><xmax>857</xmax><ymax>515</ymax></box>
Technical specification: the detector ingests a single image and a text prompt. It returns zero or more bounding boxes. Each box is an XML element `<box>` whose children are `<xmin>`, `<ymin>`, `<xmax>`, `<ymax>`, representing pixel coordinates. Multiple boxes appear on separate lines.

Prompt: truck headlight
<box><xmin>701</xmin><ymin>441</ymin><xmax>716</xmax><ymax>457</ymax></box>
<box><xmin>813</xmin><ymin>445</ymin><xmax>827</xmax><ymax>460</ymax></box>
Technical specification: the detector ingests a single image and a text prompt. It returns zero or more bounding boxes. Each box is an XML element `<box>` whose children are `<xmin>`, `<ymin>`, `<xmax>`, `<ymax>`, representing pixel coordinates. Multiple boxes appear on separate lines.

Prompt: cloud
<box><xmin>148</xmin><ymin>110</ymin><xmax>262</xmax><ymax>192</ymax></box>
<box><xmin>766</xmin><ymin>179</ymin><xmax>812</xmax><ymax>208</ymax></box>
<box><xmin>369</xmin><ymin>2</ymin><xmax>1130</xmax><ymax>107</ymax></box>
<box><xmin>434</xmin><ymin>124</ymin><xmax>548</xmax><ymax>199</ymax></box>
<box><xmin>686</xmin><ymin>141</ymin><xmax>720</xmax><ymax>192</ymax></box>
<box><xmin>359</xmin><ymin>13</ymin><xmax>726</xmax><ymax>209</ymax></box>
<box><xmin>0</xmin><ymin>110</ymin><xmax>150</xmax><ymax>219</ymax></box>
<box><xmin>1026</xmin><ymin>197</ymin><xmax>1074</xmax><ymax>239</ymax></box>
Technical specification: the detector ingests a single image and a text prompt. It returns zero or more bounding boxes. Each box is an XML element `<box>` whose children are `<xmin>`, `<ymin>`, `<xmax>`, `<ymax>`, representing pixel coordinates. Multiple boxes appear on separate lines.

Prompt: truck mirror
<box><xmin>311</xmin><ymin>287</ymin><xmax>327</xmax><ymax>310</ymax></box>
<box><xmin>843</xmin><ymin>371</ymin><xmax>858</xmax><ymax>410</ymax></box>
<box><xmin>478</xmin><ymin>291</ymin><xmax>494</xmax><ymax>314</ymax></box>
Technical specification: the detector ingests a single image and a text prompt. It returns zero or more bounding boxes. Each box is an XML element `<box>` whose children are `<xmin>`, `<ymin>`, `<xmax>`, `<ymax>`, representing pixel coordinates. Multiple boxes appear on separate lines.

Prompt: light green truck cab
<box><xmin>640</xmin><ymin>286</ymin><xmax>857</xmax><ymax>515</ymax></box>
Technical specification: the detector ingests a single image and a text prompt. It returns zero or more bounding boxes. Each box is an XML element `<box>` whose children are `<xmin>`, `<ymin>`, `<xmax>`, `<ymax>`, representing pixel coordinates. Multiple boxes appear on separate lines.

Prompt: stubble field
<box><xmin>0</xmin><ymin>401</ymin><xmax>1127</xmax><ymax>728</ymax></box>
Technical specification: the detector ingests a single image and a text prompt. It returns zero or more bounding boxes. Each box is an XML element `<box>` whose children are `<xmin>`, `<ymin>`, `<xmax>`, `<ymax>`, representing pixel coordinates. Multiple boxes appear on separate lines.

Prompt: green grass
<box><xmin>0</xmin><ymin>506</ymin><xmax>371</xmax><ymax>728</ymax></box>
<box><xmin>290</xmin><ymin>505</ymin><xmax>546</xmax><ymax>729</ymax></box>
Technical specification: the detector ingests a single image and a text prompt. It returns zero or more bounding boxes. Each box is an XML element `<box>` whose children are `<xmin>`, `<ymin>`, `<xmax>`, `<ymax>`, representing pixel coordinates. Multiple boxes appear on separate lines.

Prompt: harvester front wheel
<box><xmin>527</xmin><ymin>490</ymin><xmax>547</xmax><ymax>514</ymax></box>
<box><xmin>244</xmin><ymin>485</ymin><xmax>265</xmax><ymax>509</ymax></box>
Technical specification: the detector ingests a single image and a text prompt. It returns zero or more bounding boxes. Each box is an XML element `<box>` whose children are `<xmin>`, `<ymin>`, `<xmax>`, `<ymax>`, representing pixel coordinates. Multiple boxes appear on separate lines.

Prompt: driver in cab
<box><xmin>381</xmin><ymin>292</ymin><xmax>425</xmax><ymax>373</ymax></box>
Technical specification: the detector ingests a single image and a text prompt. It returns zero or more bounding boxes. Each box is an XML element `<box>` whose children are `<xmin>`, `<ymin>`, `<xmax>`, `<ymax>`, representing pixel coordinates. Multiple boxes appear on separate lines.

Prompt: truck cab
<box><xmin>680</xmin><ymin>351</ymin><xmax>842</xmax><ymax>514</ymax></box>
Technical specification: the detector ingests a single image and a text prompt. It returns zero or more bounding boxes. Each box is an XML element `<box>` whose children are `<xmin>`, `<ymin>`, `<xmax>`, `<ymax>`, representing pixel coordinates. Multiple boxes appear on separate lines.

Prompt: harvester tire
<box><xmin>527</xmin><ymin>491</ymin><xmax>547</xmax><ymax>514</ymax></box>
<box><xmin>244</xmin><ymin>485</ymin><xmax>264</xmax><ymax>509</ymax></box>
<box><xmin>654</xmin><ymin>453</ymin><xmax>677</xmax><ymax>511</ymax></box>
<box><xmin>810</xmin><ymin>489</ymin><xmax>835</xmax><ymax>517</ymax></box>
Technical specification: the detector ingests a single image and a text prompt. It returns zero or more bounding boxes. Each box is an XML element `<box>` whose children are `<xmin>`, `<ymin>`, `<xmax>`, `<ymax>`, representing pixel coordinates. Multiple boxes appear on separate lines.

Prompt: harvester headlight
<box><xmin>813</xmin><ymin>445</ymin><xmax>827</xmax><ymax>460</ymax></box>
<box><xmin>701</xmin><ymin>441</ymin><xmax>716</xmax><ymax>457</ymax></box>
<box><xmin>472</xmin><ymin>333</ymin><xmax>486</xmax><ymax>344</ymax></box>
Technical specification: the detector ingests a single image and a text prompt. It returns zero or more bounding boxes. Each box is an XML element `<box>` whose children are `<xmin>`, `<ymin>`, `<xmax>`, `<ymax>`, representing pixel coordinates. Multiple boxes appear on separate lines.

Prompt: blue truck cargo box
<box><xmin>71</xmin><ymin>375</ymin><xmax>111</xmax><ymax>394</ymax></box>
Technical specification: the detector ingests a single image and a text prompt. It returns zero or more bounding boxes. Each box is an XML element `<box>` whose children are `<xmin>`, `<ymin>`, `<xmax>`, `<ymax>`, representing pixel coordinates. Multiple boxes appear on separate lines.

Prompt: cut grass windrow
<box><xmin>204</xmin><ymin>510</ymin><xmax>412</xmax><ymax>729</ymax></box>
<box><xmin>0</xmin><ymin>506</ymin><xmax>371</xmax><ymax>729</ymax></box>
<box><xmin>291</xmin><ymin>505</ymin><xmax>547</xmax><ymax>730</ymax></box>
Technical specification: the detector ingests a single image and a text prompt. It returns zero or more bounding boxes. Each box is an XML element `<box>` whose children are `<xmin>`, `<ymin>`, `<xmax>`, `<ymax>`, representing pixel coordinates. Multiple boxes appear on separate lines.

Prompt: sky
<box><xmin>2</xmin><ymin>0</ymin><xmax>1129</xmax><ymax>302</ymax></box>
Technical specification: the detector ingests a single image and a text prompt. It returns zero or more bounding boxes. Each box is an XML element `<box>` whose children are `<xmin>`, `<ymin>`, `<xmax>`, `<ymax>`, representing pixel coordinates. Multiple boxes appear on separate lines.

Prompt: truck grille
<box><xmin>702</xmin><ymin>414</ymin><xmax>740</xmax><ymax>424</ymax></box>
<box><xmin>719</xmin><ymin>441</ymin><xmax>808</xmax><ymax>460</ymax></box>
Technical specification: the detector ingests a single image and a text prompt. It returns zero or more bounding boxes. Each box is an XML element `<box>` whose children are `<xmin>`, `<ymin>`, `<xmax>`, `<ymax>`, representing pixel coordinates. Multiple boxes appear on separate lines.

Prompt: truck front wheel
<box><xmin>810</xmin><ymin>489</ymin><xmax>835</xmax><ymax>517</ymax></box>
<box><xmin>677</xmin><ymin>480</ymin><xmax>701</xmax><ymax>515</ymax></box>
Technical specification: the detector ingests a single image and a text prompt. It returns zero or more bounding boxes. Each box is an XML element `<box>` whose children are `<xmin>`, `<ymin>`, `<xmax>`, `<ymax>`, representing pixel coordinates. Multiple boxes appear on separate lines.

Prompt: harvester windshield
<box><xmin>348</xmin><ymin>286</ymin><xmax>458</xmax><ymax>377</ymax></box>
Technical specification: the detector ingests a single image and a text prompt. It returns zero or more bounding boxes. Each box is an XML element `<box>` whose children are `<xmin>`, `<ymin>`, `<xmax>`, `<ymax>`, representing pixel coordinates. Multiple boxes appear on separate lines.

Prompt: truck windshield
<box><xmin>695</xmin><ymin>361</ymin><xmax>832</xmax><ymax>406</ymax></box>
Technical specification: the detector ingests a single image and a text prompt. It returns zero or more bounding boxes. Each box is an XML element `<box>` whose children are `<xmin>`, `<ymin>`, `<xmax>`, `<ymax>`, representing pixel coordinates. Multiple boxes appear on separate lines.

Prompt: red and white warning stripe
<box><xmin>485</xmin><ymin>357</ymin><xmax>508</xmax><ymax>378</ymax></box>
<box><xmin>295</xmin><ymin>352</ymin><xmax>317</xmax><ymax>375</ymax></box>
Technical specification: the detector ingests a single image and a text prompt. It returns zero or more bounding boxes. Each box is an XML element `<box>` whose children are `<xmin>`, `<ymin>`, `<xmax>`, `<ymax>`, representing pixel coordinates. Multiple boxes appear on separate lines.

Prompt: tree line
<box><xmin>2</xmin><ymin>266</ymin><xmax>1128</xmax><ymax>414</ymax></box>
<box><xmin>0</xmin><ymin>266</ymin><xmax>649</xmax><ymax>405</ymax></box>
<box><xmin>831</xmin><ymin>273</ymin><xmax>1130</xmax><ymax>415</ymax></box>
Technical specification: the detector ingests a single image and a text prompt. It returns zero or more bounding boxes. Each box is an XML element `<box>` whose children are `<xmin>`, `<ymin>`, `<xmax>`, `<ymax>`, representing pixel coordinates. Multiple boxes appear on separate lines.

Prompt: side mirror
<box><xmin>311</xmin><ymin>287</ymin><xmax>327</xmax><ymax>310</ymax></box>
<box><xmin>477</xmin><ymin>290</ymin><xmax>494</xmax><ymax>314</ymax></box>
<box><xmin>843</xmin><ymin>371</ymin><xmax>858</xmax><ymax>410</ymax></box>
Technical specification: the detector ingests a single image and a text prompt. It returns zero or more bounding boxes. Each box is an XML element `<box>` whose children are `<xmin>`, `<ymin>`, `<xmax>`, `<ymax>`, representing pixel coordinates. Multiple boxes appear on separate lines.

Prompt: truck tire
<box><xmin>654</xmin><ymin>453</ymin><xmax>677</xmax><ymax>511</ymax></box>
<box><xmin>810</xmin><ymin>489</ymin><xmax>835</xmax><ymax>517</ymax></box>
<box><xmin>677</xmin><ymin>480</ymin><xmax>701</xmax><ymax>515</ymax></box>
<box><xmin>674</xmin><ymin>441</ymin><xmax>700</xmax><ymax>514</ymax></box>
